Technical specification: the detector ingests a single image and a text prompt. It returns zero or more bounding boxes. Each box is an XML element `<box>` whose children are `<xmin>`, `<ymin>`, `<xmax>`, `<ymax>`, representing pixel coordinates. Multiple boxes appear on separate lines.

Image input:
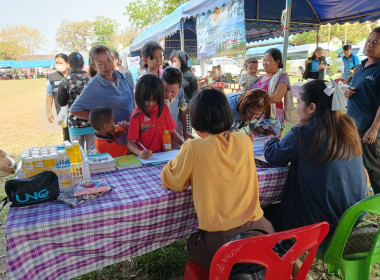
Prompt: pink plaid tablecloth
<box><xmin>6</xmin><ymin>160</ymin><xmax>288</xmax><ymax>280</ymax></box>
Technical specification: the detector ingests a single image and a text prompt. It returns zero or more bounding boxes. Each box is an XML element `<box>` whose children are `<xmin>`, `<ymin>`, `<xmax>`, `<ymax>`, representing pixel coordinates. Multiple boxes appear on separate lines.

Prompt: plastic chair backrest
<box><xmin>324</xmin><ymin>194</ymin><xmax>380</xmax><ymax>280</ymax></box>
<box><xmin>209</xmin><ymin>222</ymin><xmax>330</xmax><ymax>280</ymax></box>
<box><xmin>334</xmin><ymin>78</ymin><xmax>346</xmax><ymax>84</ymax></box>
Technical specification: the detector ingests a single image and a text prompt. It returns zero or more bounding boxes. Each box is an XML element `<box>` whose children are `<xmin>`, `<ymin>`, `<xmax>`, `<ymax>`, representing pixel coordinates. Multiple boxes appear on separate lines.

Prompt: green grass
<box><xmin>2</xmin><ymin>79</ymin><xmax>380</xmax><ymax>280</ymax></box>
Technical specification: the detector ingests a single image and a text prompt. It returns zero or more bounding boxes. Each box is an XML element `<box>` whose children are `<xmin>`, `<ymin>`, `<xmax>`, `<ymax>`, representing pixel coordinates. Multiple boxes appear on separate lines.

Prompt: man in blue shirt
<box><xmin>345</xmin><ymin>27</ymin><xmax>380</xmax><ymax>194</ymax></box>
<box><xmin>342</xmin><ymin>45</ymin><xmax>361</xmax><ymax>79</ymax></box>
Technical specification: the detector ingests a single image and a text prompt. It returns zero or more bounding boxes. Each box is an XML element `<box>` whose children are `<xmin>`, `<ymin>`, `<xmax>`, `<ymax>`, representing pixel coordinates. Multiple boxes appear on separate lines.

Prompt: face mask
<box><xmin>172</xmin><ymin>62</ymin><xmax>181</xmax><ymax>69</ymax></box>
<box><xmin>56</xmin><ymin>65</ymin><xmax>67</xmax><ymax>72</ymax></box>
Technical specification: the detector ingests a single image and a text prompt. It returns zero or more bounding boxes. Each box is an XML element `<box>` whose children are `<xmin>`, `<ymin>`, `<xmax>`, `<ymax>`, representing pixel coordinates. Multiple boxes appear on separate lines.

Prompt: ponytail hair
<box><xmin>300</xmin><ymin>79</ymin><xmax>362</xmax><ymax>162</ymax></box>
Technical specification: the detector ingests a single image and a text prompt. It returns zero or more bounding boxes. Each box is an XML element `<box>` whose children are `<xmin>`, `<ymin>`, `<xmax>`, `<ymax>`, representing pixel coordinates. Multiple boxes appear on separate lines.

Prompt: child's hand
<box><xmin>242</xmin><ymin>81</ymin><xmax>248</xmax><ymax>87</ymax></box>
<box><xmin>247</xmin><ymin>131</ymin><xmax>255</xmax><ymax>142</ymax></box>
<box><xmin>117</xmin><ymin>121</ymin><xmax>129</xmax><ymax>134</ymax></box>
<box><xmin>139</xmin><ymin>149</ymin><xmax>153</xmax><ymax>159</ymax></box>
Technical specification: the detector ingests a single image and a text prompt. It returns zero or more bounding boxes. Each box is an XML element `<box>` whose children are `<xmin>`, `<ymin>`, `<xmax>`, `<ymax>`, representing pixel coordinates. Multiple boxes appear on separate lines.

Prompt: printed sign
<box><xmin>196</xmin><ymin>0</ymin><xmax>246</xmax><ymax>59</ymax></box>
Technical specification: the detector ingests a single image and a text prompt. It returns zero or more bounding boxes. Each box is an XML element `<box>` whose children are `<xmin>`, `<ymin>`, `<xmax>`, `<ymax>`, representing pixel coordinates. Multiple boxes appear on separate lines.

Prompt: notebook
<box><xmin>137</xmin><ymin>149</ymin><xmax>179</xmax><ymax>166</ymax></box>
<box><xmin>115</xmin><ymin>154</ymin><xmax>142</xmax><ymax>169</ymax></box>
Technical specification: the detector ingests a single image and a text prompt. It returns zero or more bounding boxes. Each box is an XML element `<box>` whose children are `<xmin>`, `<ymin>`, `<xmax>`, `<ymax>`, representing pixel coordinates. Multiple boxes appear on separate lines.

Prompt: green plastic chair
<box><xmin>324</xmin><ymin>194</ymin><xmax>380</xmax><ymax>280</ymax></box>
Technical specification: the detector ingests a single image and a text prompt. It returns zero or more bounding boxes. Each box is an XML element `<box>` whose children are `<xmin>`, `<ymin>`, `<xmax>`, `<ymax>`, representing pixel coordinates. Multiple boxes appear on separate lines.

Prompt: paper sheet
<box><xmin>137</xmin><ymin>149</ymin><xmax>179</xmax><ymax>165</ymax></box>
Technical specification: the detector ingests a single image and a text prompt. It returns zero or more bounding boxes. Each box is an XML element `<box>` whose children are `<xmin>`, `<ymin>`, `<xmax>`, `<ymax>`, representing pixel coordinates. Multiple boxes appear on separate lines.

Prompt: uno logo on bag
<box><xmin>15</xmin><ymin>189</ymin><xmax>50</xmax><ymax>203</ymax></box>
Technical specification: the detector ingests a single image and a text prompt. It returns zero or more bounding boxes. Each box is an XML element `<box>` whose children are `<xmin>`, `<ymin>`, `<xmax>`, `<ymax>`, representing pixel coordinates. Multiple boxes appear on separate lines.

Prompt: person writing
<box><xmin>264</xmin><ymin>79</ymin><xmax>366</xmax><ymax>234</ymax></box>
<box><xmin>344</xmin><ymin>27</ymin><xmax>380</xmax><ymax>194</ymax></box>
<box><xmin>227</xmin><ymin>89</ymin><xmax>272</xmax><ymax>136</ymax></box>
<box><xmin>161</xmin><ymin>87</ymin><xmax>274</xmax><ymax>270</ymax></box>
<box><xmin>70</xmin><ymin>45</ymin><xmax>135</xmax><ymax>145</ymax></box>
<box><xmin>127</xmin><ymin>74</ymin><xmax>184</xmax><ymax>159</ymax></box>
<box><xmin>251</xmin><ymin>48</ymin><xmax>293</xmax><ymax>124</ymax></box>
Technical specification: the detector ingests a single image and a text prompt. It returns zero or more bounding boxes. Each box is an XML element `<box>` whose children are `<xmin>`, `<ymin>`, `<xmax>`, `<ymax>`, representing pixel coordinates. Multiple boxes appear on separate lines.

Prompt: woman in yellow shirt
<box><xmin>161</xmin><ymin>87</ymin><xmax>274</xmax><ymax>270</ymax></box>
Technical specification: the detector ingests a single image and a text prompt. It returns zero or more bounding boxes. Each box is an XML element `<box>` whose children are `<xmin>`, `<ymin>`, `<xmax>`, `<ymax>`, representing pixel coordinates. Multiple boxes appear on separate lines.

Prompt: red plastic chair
<box><xmin>184</xmin><ymin>222</ymin><xmax>329</xmax><ymax>280</ymax></box>
<box><xmin>210</xmin><ymin>82</ymin><xmax>225</xmax><ymax>93</ymax></box>
<box><xmin>334</xmin><ymin>78</ymin><xmax>346</xmax><ymax>84</ymax></box>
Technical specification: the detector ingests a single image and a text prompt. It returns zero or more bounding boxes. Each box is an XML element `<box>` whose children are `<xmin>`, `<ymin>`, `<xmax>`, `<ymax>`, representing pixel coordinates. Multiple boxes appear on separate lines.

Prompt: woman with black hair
<box><xmin>251</xmin><ymin>48</ymin><xmax>293</xmax><ymax>124</ymax></box>
<box><xmin>264</xmin><ymin>79</ymin><xmax>366</xmax><ymax>234</ymax></box>
<box><xmin>303</xmin><ymin>47</ymin><xmax>329</xmax><ymax>80</ymax></box>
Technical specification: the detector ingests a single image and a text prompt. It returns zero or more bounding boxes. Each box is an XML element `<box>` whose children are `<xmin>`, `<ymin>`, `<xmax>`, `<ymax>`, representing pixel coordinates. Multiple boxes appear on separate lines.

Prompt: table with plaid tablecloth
<box><xmin>6</xmin><ymin>150</ymin><xmax>288</xmax><ymax>280</ymax></box>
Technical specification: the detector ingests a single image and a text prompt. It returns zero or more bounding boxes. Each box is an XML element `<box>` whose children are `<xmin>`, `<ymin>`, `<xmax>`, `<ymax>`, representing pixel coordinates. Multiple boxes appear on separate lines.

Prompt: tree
<box><xmin>56</xmin><ymin>20</ymin><xmax>94</xmax><ymax>53</ymax></box>
<box><xmin>113</xmin><ymin>26</ymin><xmax>140</xmax><ymax>49</ymax></box>
<box><xmin>93</xmin><ymin>16</ymin><xmax>119</xmax><ymax>49</ymax></box>
<box><xmin>124</xmin><ymin>0</ymin><xmax>186</xmax><ymax>29</ymax></box>
<box><xmin>0</xmin><ymin>25</ymin><xmax>44</xmax><ymax>60</ymax></box>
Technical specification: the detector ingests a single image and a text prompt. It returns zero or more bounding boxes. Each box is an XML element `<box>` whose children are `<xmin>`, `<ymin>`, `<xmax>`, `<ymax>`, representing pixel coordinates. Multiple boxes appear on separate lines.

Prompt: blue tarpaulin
<box><xmin>0</xmin><ymin>59</ymin><xmax>89</xmax><ymax>69</ymax></box>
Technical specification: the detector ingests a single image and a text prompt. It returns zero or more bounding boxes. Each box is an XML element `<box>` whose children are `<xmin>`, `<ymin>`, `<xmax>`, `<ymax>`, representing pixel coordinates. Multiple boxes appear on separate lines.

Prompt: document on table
<box><xmin>137</xmin><ymin>149</ymin><xmax>179</xmax><ymax>165</ymax></box>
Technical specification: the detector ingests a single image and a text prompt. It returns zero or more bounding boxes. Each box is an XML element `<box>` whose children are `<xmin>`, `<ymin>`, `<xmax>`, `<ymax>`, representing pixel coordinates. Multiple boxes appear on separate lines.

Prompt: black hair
<box><xmin>68</xmin><ymin>52</ymin><xmax>84</xmax><ymax>70</ymax></box>
<box><xmin>161</xmin><ymin>66</ymin><xmax>182</xmax><ymax>86</ymax></box>
<box><xmin>243</xmin><ymin>57</ymin><xmax>258</xmax><ymax>69</ymax></box>
<box><xmin>311</xmin><ymin>47</ymin><xmax>324</xmax><ymax>60</ymax></box>
<box><xmin>88</xmin><ymin>45</ymin><xmax>111</xmax><ymax>77</ymax></box>
<box><xmin>55</xmin><ymin>53</ymin><xmax>68</xmax><ymax>63</ymax></box>
<box><xmin>373</xmin><ymin>26</ymin><xmax>380</xmax><ymax>33</ymax></box>
<box><xmin>264</xmin><ymin>48</ymin><xmax>283</xmax><ymax>68</ymax></box>
<box><xmin>135</xmin><ymin>74</ymin><xmax>164</xmax><ymax>118</ymax></box>
<box><xmin>110</xmin><ymin>50</ymin><xmax>121</xmax><ymax>66</ymax></box>
<box><xmin>89</xmin><ymin>106</ymin><xmax>113</xmax><ymax>131</ymax></box>
<box><xmin>141</xmin><ymin>41</ymin><xmax>163</xmax><ymax>59</ymax></box>
<box><xmin>299</xmin><ymin>79</ymin><xmax>362</xmax><ymax>162</ymax></box>
<box><xmin>190</xmin><ymin>87</ymin><xmax>233</xmax><ymax>134</ymax></box>
<box><xmin>343</xmin><ymin>45</ymin><xmax>352</xmax><ymax>51</ymax></box>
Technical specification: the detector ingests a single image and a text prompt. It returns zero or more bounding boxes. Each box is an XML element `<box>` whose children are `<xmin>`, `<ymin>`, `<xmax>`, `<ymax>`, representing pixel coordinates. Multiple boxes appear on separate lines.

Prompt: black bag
<box><xmin>302</xmin><ymin>62</ymin><xmax>311</xmax><ymax>80</ymax></box>
<box><xmin>2</xmin><ymin>171</ymin><xmax>59</xmax><ymax>208</ymax></box>
<box><xmin>343</xmin><ymin>223</ymin><xmax>379</xmax><ymax>255</ymax></box>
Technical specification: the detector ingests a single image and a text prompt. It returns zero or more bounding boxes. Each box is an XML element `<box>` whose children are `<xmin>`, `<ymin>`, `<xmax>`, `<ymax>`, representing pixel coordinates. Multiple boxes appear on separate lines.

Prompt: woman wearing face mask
<box><xmin>170</xmin><ymin>50</ymin><xmax>198</xmax><ymax>134</ymax></box>
<box><xmin>46</xmin><ymin>53</ymin><xmax>70</xmax><ymax>141</ymax></box>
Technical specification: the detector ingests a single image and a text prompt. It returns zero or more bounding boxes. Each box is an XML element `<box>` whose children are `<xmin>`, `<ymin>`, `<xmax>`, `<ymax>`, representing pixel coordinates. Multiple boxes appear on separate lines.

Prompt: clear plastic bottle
<box><xmin>56</xmin><ymin>150</ymin><xmax>73</xmax><ymax>193</ymax></box>
<box><xmin>33</xmin><ymin>155</ymin><xmax>44</xmax><ymax>169</ymax></box>
<box><xmin>163</xmin><ymin>130</ymin><xmax>172</xmax><ymax>151</ymax></box>
<box><xmin>71</xmin><ymin>140</ymin><xmax>82</xmax><ymax>163</ymax></box>
<box><xmin>24</xmin><ymin>157</ymin><xmax>34</xmax><ymax>177</ymax></box>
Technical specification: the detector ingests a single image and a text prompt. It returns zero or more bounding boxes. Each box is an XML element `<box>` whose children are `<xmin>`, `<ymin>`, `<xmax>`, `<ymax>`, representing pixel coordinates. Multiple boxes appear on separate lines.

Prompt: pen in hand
<box><xmin>137</xmin><ymin>141</ymin><xmax>153</xmax><ymax>159</ymax></box>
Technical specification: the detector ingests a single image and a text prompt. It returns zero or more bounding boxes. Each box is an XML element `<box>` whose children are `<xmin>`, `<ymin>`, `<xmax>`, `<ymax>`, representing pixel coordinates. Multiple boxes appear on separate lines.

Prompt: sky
<box><xmin>0</xmin><ymin>0</ymin><xmax>133</xmax><ymax>54</ymax></box>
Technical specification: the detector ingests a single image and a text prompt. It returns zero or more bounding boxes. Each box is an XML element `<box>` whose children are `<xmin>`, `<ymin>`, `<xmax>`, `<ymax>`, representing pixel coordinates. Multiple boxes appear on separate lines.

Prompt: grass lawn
<box><xmin>1</xmin><ymin>79</ymin><xmax>379</xmax><ymax>280</ymax></box>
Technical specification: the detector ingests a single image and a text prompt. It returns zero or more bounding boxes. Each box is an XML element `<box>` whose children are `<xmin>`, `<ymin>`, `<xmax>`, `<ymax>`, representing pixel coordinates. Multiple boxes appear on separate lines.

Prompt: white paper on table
<box><xmin>137</xmin><ymin>149</ymin><xmax>179</xmax><ymax>165</ymax></box>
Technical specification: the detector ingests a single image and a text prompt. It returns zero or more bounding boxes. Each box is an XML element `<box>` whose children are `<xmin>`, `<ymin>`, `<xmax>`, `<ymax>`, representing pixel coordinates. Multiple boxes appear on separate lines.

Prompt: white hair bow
<box><xmin>323</xmin><ymin>79</ymin><xmax>346</xmax><ymax>111</ymax></box>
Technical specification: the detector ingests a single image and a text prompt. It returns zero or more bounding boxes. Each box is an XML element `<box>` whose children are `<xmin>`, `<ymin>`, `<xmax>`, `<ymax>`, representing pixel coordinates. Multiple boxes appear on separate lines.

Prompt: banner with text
<box><xmin>196</xmin><ymin>0</ymin><xmax>246</xmax><ymax>59</ymax></box>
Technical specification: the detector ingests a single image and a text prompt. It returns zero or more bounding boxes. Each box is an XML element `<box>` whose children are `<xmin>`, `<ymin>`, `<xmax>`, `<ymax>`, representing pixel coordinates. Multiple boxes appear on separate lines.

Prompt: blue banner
<box><xmin>196</xmin><ymin>0</ymin><xmax>246</xmax><ymax>59</ymax></box>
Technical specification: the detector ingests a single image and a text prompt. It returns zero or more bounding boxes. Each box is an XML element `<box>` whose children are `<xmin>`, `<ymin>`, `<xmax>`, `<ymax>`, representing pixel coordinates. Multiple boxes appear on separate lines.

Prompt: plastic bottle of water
<box><xmin>56</xmin><ymin>150</ymin><xmax>73</xmax><ymax>193</ymax></box>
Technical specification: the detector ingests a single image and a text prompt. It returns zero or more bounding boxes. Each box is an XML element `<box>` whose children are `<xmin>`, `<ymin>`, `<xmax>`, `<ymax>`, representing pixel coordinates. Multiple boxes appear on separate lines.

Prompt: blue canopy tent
<box><xmin>182</xmin><ymin>0</ymin><xmax>380</xmax><ymax>68</ymax></box>
<box><xmin>129</xmin><ymin>2</ymin><xmax>197</xmax><ymax>57</ymax></box>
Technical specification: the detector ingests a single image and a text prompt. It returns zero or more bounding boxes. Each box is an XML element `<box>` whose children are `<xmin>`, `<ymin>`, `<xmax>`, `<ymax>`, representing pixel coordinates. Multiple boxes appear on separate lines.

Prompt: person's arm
<box><xmin>363</xmin><ymin>106</ymin><xmax>380</xmax><ymax>144</ymax></box>
<box><xmin>171</xmin><ymin>129</ymin><xmax>184</xmax><ymax>145</ymax></box>
<box><xmin>161</xmin><ymin>141</ymin><xmax>193</xmax><ymax>191</ymax></box>
<box><xmin>127</xmin><ymin>139</ymin><xmax>152</xmax><ymax>159</ymax></box>
<box><xmin>57</xmin><ymin>83</ymin><xmax>69</xmax><ymax>106</ymax></box>
<box><xmin>269</xmin><ymin>83</ymin><xmax>288</xmax><ymax>103</ymax></box>
<box><xmin>179</xmin><ymin>109</ymin><xmax>193</xmax><ymax>140</ymax></box>
<box><xmin>45</xmin><ymin>80</ymin><xmax>54</xmax><ymax>123</ymax></box>
<box><xmin>46</xmin><ymin>94</ymin><xmax>54</xmax><ymax>123</ymax></box>
<box><xmin>71</xmin><ymin>109</ymin><xmax>90</xmax><ymax>120</ymax></box>
<box><xmin>264</xmin><ymin>126</ymin><xmax>299</xmax><ymax>166</ymax></box>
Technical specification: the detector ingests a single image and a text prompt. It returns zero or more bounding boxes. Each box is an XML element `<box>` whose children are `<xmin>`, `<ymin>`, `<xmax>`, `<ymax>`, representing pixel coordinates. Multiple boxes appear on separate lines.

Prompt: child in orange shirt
<box><xmin>89</xmin><ymin>106</ymin><xmax>129</xmax><ymax>158</ymax></box>
<box><xmin>127</xmin><ymin>74</ymin><xmax>184</xmax><ymax>159</ymax></box>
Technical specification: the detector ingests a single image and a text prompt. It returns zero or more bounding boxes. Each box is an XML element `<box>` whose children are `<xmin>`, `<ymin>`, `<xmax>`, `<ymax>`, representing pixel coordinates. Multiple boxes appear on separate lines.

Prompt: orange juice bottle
<box><xmin>163</xmin><ymin>130</ymin><xmax>172</xmax><ymax>151</ymax></box>
<box><xmin>115</xmin><ymin>125</ymin><xmax>124</xmax><ymax>132</ymax></box>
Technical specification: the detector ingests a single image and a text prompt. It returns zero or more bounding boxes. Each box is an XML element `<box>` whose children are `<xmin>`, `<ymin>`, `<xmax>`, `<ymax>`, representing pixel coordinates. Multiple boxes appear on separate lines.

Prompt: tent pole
<box><xmin>180</xmin><ymin>19</ymin><xmax>185</xmax><ymax>51</ymax></box>
<box><xmin>282</xmin><ymin>0</ymin><xmax>292</xmax><ymax>71</ymax></box>
<box><xmin>316</xmin><ymin>25</ymin><xmax>320</xmax><ymax>47</ymax></box>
